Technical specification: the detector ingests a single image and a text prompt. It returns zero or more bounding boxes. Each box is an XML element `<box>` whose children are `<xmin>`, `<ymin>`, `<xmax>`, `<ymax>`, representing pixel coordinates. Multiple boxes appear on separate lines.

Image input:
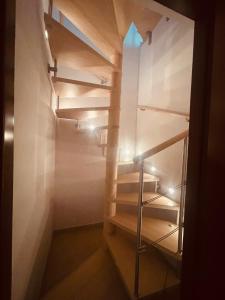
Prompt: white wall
<box><xmin>54</xmin><ymin>119</ymin><xmax>105</xmax><ymax>229</ymax></box>
<box><xmin>119</xmin><ymin>46</ymin><xmax>140</xmax><ymax>161</ymax></box>
<box><xmin>13</xmin><ymin>0</ymin><xmax>56</xmax><ymax>299</ymax></box>
<box><xmin>137</xmin><ymin>17</ymin><xmax>194</xmax><ymax>199</ymax></box>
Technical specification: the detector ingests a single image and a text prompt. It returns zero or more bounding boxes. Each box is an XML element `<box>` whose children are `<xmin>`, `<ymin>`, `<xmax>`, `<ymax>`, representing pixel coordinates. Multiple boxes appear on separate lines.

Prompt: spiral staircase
<box><xmin>42</xmin><ymin>1</ymin><xmax>188</xmax><ymax>299</ymax></box>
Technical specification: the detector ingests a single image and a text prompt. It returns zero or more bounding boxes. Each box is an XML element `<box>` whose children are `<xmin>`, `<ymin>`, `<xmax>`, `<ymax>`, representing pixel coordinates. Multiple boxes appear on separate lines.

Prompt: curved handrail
<box><xmin>134</xmin><ymin>129</ymin><xmax>188</xmax><ymax>162</ymax></box>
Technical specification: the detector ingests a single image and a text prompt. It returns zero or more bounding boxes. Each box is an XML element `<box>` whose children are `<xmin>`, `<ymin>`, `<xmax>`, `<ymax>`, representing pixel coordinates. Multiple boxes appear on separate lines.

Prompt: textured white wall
<box><xmin>13</xmin><ymin>0</ymin><xmax>56</xmax><ymax>299</ymax></box>
<box><xmin>54</xmin><ymin>119</ymin><xmax>105</xmax><ymax>229</ymax></box>
<box><xmin>137</xmin><ymin>17</ymin><xmax>194</xmax><ymax>199</ymax></box>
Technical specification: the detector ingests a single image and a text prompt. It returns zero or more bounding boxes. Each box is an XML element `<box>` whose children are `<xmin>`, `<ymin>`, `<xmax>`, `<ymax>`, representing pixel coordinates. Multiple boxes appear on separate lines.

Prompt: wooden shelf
<box><xmin>108</xmin><ymin>212</ymin><xmax>179</xmax><ymax>255</ymax></box>
<box><xmin>56</xmin><ymin>107</ymin><xmax>109</xmax><ymax>120</ymax></box>
<box><xmin>52</xmin><ymin>77</ymin><xmax>111</xmax><ymax>98</ymax></box>
<box><xmin>116</xmin><ymin>172</ymin><xmax>159</xmax><ymax>184</ymax></box>
<box><xmin>106</xmin><ymin>231</ymin><xmax>179</xmax><ymax>299</ymax></box>
<box><xmin>116</xmin><ymin>192</ymin><xmax>179</xmax><ymax>210</ymax></box>
<box><xmin>44</xmin><ymin>14</ymin><xmax>115</xmax><ymax>80</ymax></box>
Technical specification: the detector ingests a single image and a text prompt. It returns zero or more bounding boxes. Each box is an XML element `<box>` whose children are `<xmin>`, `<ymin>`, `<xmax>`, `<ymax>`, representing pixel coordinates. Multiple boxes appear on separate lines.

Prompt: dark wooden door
<box><xmin>0</xmin><ymin>1</ymin><xmax>15</xmax><ymax>300</ymax></box>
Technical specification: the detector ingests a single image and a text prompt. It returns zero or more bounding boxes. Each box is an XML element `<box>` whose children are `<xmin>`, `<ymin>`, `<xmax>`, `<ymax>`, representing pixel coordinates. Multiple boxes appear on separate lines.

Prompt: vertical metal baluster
<box><xmin>178</xmin><ymin>136</ymin><xmax>188</xmax><ymax>254</ymax></box>
<box><xmin>134</xmin><ymin>160</ymin><xmax>144</xmax><ymax>298</ymax></box>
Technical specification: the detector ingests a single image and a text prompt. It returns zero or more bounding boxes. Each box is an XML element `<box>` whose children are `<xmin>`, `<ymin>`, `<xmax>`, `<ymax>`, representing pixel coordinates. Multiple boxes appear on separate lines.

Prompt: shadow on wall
<box><xmin>24</xmin><ymin>209</ymin><xmax>53</xmax><ymax>300</ymax></box>
<box><xmin>54</xmin><ymin>119</ymin><xmax>106</xmax><ymax>230</ymax></box>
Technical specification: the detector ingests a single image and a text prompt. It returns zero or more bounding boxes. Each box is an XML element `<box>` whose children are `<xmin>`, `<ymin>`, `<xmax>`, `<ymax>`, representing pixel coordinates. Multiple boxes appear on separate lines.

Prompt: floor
<box><xmin>40</xmin><ymin>223</ymin><xmax>130</xmax><ymax>300</ymax></box>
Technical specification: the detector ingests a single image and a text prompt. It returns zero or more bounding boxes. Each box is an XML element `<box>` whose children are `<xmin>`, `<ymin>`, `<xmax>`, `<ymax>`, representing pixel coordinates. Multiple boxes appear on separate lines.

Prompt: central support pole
<box><xmin>104</xmin><ymin>54</ymin><xmax>122</xmax><ymax>233</ymax></box>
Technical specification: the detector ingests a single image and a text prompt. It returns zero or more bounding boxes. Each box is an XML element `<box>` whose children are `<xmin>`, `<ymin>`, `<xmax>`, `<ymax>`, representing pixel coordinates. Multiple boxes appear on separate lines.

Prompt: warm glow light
<box><xmin>121</xmin><ymin>148</ymin><xmax>132</xmax><ymax>162</ymax></box>
<box><xmin>168</xmin><ymin>187</ymin><xmax>175</xmax><ymax>195</ymax></box>
<box><xmin>124</xmin><ymin>149</ymin><xmax>130</xmax><ymax>156</ymax></box>
<box><xmin>150</xmin><ymin>166</ymin><xmax>156</xmax><ymax>172</ymax></box>
<box><xmin>4</xmin><ymin>130</ymin><xmax>13</xmax><ymax>142</ymax></box>
<box><xmin>45</xmin><ymin>30</ymin><xmax>49</xmax><ymax>40</ymax></box>
<box><xmin>88</xmin><ymin>124</ymin><xmax>95</xmax><ymax>131</ymax></box>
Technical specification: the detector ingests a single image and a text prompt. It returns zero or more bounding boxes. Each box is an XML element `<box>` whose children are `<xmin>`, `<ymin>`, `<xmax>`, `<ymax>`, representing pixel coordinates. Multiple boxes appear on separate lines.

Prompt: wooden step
<box><xmin>52</xmin><ymin>77</ymin><xmax>111</xmax><ymax>98</ymax></box>
<box><xmin>108</xmin><ymin>212</ymin><xmax>180</xmax><ymax>256</ymax></box>
<box><xmin>56</xmin><ymin>107</ymin><xmax>109</xmax><ymax>120</ymax></box>
<box><xmin>44</xmin><ymin>14</ymin><xmax>115</xmax><ymax>80</ymax></box>
<box><xmin>116</xmin><ymin>193</ymin><xmax>179</xmax><ymax>210</ymax></box>
<box><xmin>54</xmin><ymin>0</ymin><xmax>161</xmax><ymax>62</ymax></box>
<box><xmin>117</xmin><ymin>161</ymin><xmax>134</xmax><ymax>166</ymax></box>
<box><xmin>105</xmin><ymin>231</ymin><xmax>179</xmax><ymax>299</ymax></box>
<box><xmin>116</xmin><ymin>172</ymin><xmax>159</xmax><ymax>184</ymax></box>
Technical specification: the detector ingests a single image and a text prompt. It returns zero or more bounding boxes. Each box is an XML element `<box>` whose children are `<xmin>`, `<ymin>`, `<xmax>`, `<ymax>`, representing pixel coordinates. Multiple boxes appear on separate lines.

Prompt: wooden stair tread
<box><xmin>44</xmin><ymin>14</ymin><xmax>115</xmax><ymax>80</ymax></box>
<box><xmin>108</xmin><ymin>212</ymin><xmax>179</xmax><ymax>255</ymax></box>
<box><xmin>106</xmin><ymin>231</ymin><xmax>179</xmax><ymax>299</ymax></box>
<box><xmin>116</xmin><ymin>172</ymin><xmax>159</xmax><ymax>184</ymax></box>
<box><xmin>117</xmin><ymin>161</ymin><xmax>134</xmax><ymax>166</ymax></box>
<box><xmin>116</xmin><ymin>192</ymin><xmax>179</xmax><ymax>210</ymax></box>
<box><xmin>56</xmin><ymin>107</ymin><xmax>109</xmax><ymax>120</ymax></box>
<box><xmin>52</xmin><ymin>77</ymin><xmax>111</xmax><ymax>98</ymax></box>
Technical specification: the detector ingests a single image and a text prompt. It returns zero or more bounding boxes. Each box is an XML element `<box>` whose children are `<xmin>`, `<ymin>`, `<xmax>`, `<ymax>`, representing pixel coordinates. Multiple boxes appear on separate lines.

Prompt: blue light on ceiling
<box><xmin>124</xmin><ymin>22</ymin><xmax>143</xmax><ymax>48</ymax></box>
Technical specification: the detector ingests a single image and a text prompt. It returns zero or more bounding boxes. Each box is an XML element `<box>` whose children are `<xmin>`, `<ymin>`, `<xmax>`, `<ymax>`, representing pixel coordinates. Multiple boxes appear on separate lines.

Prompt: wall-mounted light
<box><xmin>120</xmin><ymin>147</ymin><xmax>133</xmax><ymax>162</ymax></box>
<box><xmin>88</xmin><ymin>124</ymin><xmax>95</xmax><ymax>132</ymax></box>
<box><xmin>150</xmin><ymin>166</ymin><xmax>156</xmax><ymax>172</ymax></box>
<box><xmin>45</xmin><ymin>30</ymin><xmax>49</xmax><ymax>40</ymax></box>
<box><xmin>168</xmin><ymin>187</ymin><xmax>175</xmax><ymax>195</ymax></box>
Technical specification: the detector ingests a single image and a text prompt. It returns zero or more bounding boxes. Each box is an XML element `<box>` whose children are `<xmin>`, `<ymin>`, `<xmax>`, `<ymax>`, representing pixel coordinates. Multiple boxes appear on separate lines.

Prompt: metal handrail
<box><xmin>134</xmin><ymin>134</ymin><xmax>188</xmax><ymax>299</ymax></box>
<box><xmin>133</xmin><ymin>130</ymin><xmax>188</xmax><ymax>162</ymax></box>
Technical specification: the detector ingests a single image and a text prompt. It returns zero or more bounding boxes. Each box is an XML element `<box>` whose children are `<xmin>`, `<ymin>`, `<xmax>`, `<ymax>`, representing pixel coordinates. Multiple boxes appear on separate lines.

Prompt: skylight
<box><xmin>124</xmin><ymin>22</ymin><xmax>143</xmax><ymax>48</ymax></box>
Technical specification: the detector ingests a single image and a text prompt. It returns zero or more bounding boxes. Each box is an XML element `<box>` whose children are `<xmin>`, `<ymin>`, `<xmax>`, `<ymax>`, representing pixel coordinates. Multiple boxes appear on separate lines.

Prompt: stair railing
<box><xmin>133</xmin><ymin>130</ymin><xmax>189</xmax><ymax>299</ymax></box>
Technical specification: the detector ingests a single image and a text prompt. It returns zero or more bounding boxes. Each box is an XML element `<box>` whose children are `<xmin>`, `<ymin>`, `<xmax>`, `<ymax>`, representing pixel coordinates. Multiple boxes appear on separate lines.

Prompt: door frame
<box><xmin>0</xmin><ymin>0</ymin><xmax>16</xmax><ymax>299</ymax></box>
<box><xmin>156</xmin><ymin>1</ymin><xmax>225</xmax><ymax>299</ymax></box>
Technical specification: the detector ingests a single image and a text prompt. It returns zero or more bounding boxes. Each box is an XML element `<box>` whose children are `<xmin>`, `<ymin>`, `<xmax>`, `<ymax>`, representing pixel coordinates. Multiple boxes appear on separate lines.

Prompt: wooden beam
<box><xmin>104</xmin><ymin>54</ymin><xmax>122</xmax><ymax>232</ymax></box>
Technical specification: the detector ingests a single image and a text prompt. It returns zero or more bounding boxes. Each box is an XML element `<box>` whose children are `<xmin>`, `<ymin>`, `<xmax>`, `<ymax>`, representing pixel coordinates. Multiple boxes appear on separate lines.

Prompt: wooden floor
<box><xmin>41</xmin><ymin>224</ymin><xmax>129</xmax><ymax>300</ymax></box>
<box><xmin>106</xmin><ymin>230</ymin><xmax>179</xmax><ymax>299</ymax></box>
<box><xmin>108</xmin><ymin>213</ymin><xmax>179</xmax><ymax>255</ymax></box>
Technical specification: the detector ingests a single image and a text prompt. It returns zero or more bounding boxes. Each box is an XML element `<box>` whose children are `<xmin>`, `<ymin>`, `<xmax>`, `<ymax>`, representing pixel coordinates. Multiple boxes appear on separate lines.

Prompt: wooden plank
<box><xmin>138</xmin><ymin>105</ymin><xmax>189</xmax><ymax>118</ymax></box>
<box><xmin>109</xmin><ymin>212</ymin><xmax>180</xmax><ymax>255</ymax></box>
<box><xmin>44</xmin><ymin>13</ymin><xmax>114</xmax><ymax>80</ymax></box>
<box><xmin>106</xmin><ymin>231</ymin><xmax>179</xmax><ymax>299</ymax></box>
<box><xmin>117</xmin><ymin>161</ymin><xmax>134</xmax><ymax>166</ymax></box>
<box><xmin>104</xmin><ymin>54</ymin><xmax>122</xmax><ymax>231</ymax></box>
<box><xmin>113</xmin><ymin>0</ymin><xmax>161</xmax><ymax>41</ymax></box>
<box><xmin>134</xmin><ymin>130</ymin><xmax>189</xmax><ymax>162</ymax></box>
<box><xmin>116</xmin><ymin>172</ymin><xmax>159</xmax><ymax>184</ymax></box>
<box><xmin>116</xmin><ymin>192</ymin><xmax>179</xmax><ymax>210</ymax></box>
<box><xmin>52</xmin><ymin>77</ymin><xmax>111</xmax><ymax>98</ymax></box>
<box><xmin>56</xmin><ymin>107</ymin><xmax>109</xmax><ymax>120</ymax></box>
<box><xmin>54</xmin><ymin>0</ymin><xmax>121</xmax><ymax>62</ymax></box>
